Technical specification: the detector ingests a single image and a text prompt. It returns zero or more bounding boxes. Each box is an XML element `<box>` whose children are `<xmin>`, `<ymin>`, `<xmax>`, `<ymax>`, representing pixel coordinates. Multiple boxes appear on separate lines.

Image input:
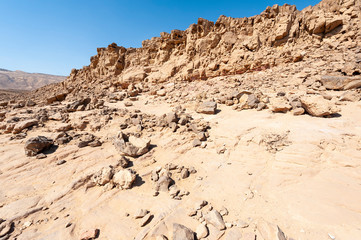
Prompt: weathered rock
<box><xmin>195</xmin><ymin>200</ymin><xmax>208</xmax><ymax>210</ymax></box>
<box><xmin>257</xmin><ymin>219</ymin><xmax>287</xmax><ymax>240</ymax></box>
<box><xmin>117</xmin><ymin>156</ymin><xmax>130</xmax><ymax>168</ymax></box>
<box><xmin>113</xmin><ymin>132</ymin><xmax>150</xmax><ymax>157</ymax></box>
<box><xmin>140</xmin><ymin>213</ymin><xmax>152</xmax><ymax>227</ymax></box>
<box><xmin>196</xmin><ymin>224</ymin><xmax>209</xmax><ymax>239</ymax></box>
<box><xmin>156</xmin><ymin>176</ymin><xmax>171</xmax><ymax>192</ymax></box>
<box><xmin>47</xmin><ymin>93</ymin><xmax>67</xmax><ymax>104</ymax></box>
<box><xmin>67</xmin><ymin>98</ymin><xmax>91</xmax><ymax>112</ymax></box>
<box><xmin>193</xmin><ymin>139</ymin><xmax>202</xmax><ymax>147</ymax></box>
<box><xmin>92</xmin><ymin>167</ymin><xmax>114</xmax><ymax>186</ymax></box>
<box><xmin>292</xmin><ymin>108</ymin><xmax>305</xmax><ymax>116</ymax></box>
<box><xmin>77</xmin><ymin>133</ymin><xmax>101</xmax><ymax>148</ymax></box>
<box><xmin>204</xmin><ymin>210</ymin><xmax>226</xmax><ymax>230</ymax></box>
<box><xmin>36</xmin><ymin>153</ymin><xmax>47</xmax><ymax>159</ymax></box>
<box><xmin>13</xmin><ymin>119</ymin><xmax>38</xmax><ymax>134</ymax></box>
<box><xmin>169</xmin><ymin>185</ymin><xmax>180</xmax><ymax>198</ymax></box>
<box><xmin>319</xmin><ymin>76</ymin><xmax>355</xmax><ymax>90</ymax></box>
<box><xmin>55</xmin><ymin>123</ymin><xmax>72</xmax><ymax>132</ymax></box>
<box><xmin>157</xmin><ymin>89</ymin><xmax>166</xmax><ymax>96</ymax></box>
<box><xmin>325</xmin><ymin>17</ymin><xmax>343</xmax><ymax>33</ymax></box>
<box><xmin>0</xmin><ymin>220</ymin><xmax>13</xmax><ymax>238</ymax></box>
<box><xmin>270</xmin><ymin>98</ymin><xmax>292</xmax><ymax>113</ymax></box>
<box><xmin>339</xmin><ymin>91</ymin><xmax>360</xmax><ymax>102</ymax></box>
<box><xmin>25</xmin><ymin>136</ymin><xmax>53</xmax><ymax>156</ymax></box>
<box><xmin>344</xmin><ymin>80</ymin><xmax>361</xmax><ymax>90</ymax></box>
<box><xmin>165</xmin><ymin>112</ymin><xmax>178</xmax><ymax>124</ymax></box>
<box><xmin>112</xmin><ymin>169</ymin><xmax>136</xmax><ymax>189</ymax></box>
<box><xmin>300</xmin><ymin>95</ymin><xmax>340</xmax><ymax>117</ymax></box>
<box><xmin>55</xmin><ymin>132</ymin><xmax>72</xmax><ymax>145</ymax></box>
<box><xmin>49</xmin><ymin>112</ymin><xmax>63</xmax><ymax>121</ymax></box>
<box><xmin>26</xmin><ymin>100</ymin><xmax>36</xmax><ymax>107</ymax></box>
<box><xmin>173</xmin><ymin>223</ymin><xmax>195</xmax><ymax>240</ymax></box>
<box><xmin>134</xmin><ymin>209</ymin><xmax>149</xmax><ymax>219</ymax></box>
<box><xmin>181</xmin><ymin>168</ymin><xmax>190</xmax><ymax>179</ymax></box>
<box><xmin>224</xmin><ymin>227</ymin><xmax>243</xmax><ymax>240</ymax></box>
<box><xmin>196</xmin><ymin>101</ymin><xmax>217</xmax><ymax>114</ymax></box>
<box><xmin>80</xmin><ymin>228</ymin><xmax>99</xmax><ymax>240</ymax></box>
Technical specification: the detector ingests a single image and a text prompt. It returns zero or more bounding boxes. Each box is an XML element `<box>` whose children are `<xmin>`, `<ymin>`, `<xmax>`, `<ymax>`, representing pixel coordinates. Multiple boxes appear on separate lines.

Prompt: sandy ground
<box><xmin>1</xmin><ymin>98</ymin><xmax>361</xmax><ymax>240</ymax></box>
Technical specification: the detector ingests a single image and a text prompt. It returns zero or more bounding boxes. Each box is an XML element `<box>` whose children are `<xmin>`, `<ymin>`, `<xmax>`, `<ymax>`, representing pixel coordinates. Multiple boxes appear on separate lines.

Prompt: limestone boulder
<box><xmin>269</xmin><ymin>98</ymin><xmax>292</xmax><ymax>113</ymax></box>
<box><xmin>112</xmin><ymin>169</ymin><xmax>137</xmax><ymax>189</ymax></box>
<box><xmin>24</xmin><ymin>136</ymin><xmax>53</xmax><ymax>157</ymax></box>
<box><xmin>13</xmin><ymin>119</ymin><xmax>38</xmax><ymax>134</ymax></box>
<box><xmin>300</xmin><ymin>95</ymin><xmax>340</xmax><ymax>117</ymax></box>
<box><xmin>113</xmin><ymin>132</ymin><xmax>150</xmax><ymax>157</ymax></box>
<box><xmin>196</xmin><ymin>101</ymin><xmax>217</xmax><ymax>114</ymax></box>
<box><xmin>172</xmin><ymin>223</ymin><xmax>195</xmax><ymax>240</ymax></box>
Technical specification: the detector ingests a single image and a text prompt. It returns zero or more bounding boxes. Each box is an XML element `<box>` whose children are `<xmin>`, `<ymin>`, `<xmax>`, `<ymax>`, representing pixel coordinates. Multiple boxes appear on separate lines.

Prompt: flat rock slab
<box><xmin>0</xmin><ymin>196</ymin><xmax>41</xmax><ymax>221</ymax></box>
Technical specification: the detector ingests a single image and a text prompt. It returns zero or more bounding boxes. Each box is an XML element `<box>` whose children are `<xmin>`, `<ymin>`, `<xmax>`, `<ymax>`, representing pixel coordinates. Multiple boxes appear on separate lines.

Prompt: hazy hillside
<box><xmin>0</xmin><ymin>68</ymin><xmax>65</xmax><ymax>90</ymax></box>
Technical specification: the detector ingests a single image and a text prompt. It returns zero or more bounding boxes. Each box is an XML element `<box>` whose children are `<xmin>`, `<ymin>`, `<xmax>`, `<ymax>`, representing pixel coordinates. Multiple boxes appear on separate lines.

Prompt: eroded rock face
<box><xmin>20</xmin><ymin>0</ymin><xmax>360</xmax><ymax>106</ymax></box>
<box><xmin>300</xmin><ymin>95</ymin><xmax>339</xmax><ymax>117</ymax></box>
<box><xmin>113</xmin><ymin>132</ymin><xmax>150</xmax><ymax>157</ymax></box>
<box><xmin>24</xmin><ymin>136</ymin><xmax>53</xmax><ymax>156</ymax></box>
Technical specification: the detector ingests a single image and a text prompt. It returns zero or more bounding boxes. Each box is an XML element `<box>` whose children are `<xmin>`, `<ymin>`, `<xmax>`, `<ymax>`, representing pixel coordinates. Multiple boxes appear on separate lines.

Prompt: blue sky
<box><xmin>0</xmin><ymin>0</ymin><xmax>320</xmax><ymax>76</ymax></box>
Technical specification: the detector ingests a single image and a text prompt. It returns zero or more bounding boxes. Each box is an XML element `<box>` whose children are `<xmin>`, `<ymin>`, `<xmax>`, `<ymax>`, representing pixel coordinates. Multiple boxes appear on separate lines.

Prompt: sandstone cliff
<box><xmin>29</xmin><ymin>0</ymin><xmax>360</xmax><ymax>103</ymax></box>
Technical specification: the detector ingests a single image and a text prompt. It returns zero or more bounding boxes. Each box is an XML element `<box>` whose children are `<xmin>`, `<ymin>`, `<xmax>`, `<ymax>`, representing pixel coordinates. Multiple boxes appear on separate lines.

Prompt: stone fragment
<box><xmin>300</xmin><ymin>95</ymin><xmax>339</xmax><ymax>117</ymax></box>
<box><xmin>173</xmin><ymin>223</ymin><xmax>195</xmax><ymax>240</ymax></box>
<box><xmin>325</xmin><ymin>18</ymin><xmax>343</xmax><ymax>33</ymax></box>
<box><xmin>25</xmin><ymin>136</ymin><xmax>53</xmax><ymax>156</ymax></box>
<box><xmin>55</xmin><ymin>123</ymin><xmax>72</xmax><ymax>132</ymax></box>
<box><xmin>134</xmin><ymin>209</ymin><xmax>149</xmax><ymax>219</ymax></box>
<box><xmin>80</xmin><ymin>229</ymin><xmax>99</xmax><ymax>240</ymax></box>
<box><xmin>113</xmin><ymin>132</ymin><xmax>150</xmax><ymax>157</ymax></box>
<box><xmin>92</xmin><ymin>167</ymin><xmax>114</xmax><ymax>186</ymax></box>
<box><xmin>13</xmin><ymin>119</ymin><xmax>38</xmax><ymax>134</ymax></box>
<box><xmin>0</xmin><ymin>220</ymin><xmax>13</xmax><ymax>238</ymax></box>
<box><xmin>257</xmin><ymin>219</ymin><xmax>287</xmax><ymax>240</ymax></box>
<box><xmin>193</xmin><ymin>139</ymin><xmax>201</xmax><ymax>147</ymax></box>
<box><xmin>181</xmin><ymin>168</ymin><xmax>190</xmax><ymax>179</ymax></box>
<box><xmin>195</xmin><ymin>200</ymin><xmax>208</xmax><ymax>210</ymax></box>
<box><xmin>344</xmin><ymin>80</ymin><xmax>361</xmax><ymax>90</ymax></box>
<box><xmin>196</xmin><ymin>101</ymin><xmax>217</xmax><ymax>114</ymax></box>
<box><xmin>204</xmin><ymin>210</ymin><xmax>226</xmax><ymax>230</ymax></box>
<box><xmin>196</xmin><ymin>224</ymin><xmax>209</xmax><ymax>239</ymax></box>
<box><xmin>319</xmin><ymin>76</ymin><xmax>354</xmax><ymax>90</ymax></box>
<box><xmin>270</xmin><ymin>98</ymin><xmax>291</xmax><ymax>113</ymax></box>
<box><xmin>112</xmin><ymin>169</ymin><xmax>137</xmax><ymax>189</ymax></box>
<box><xmin>156</xmin><ymin>176</ymin><xmax>171</xmax><ymax>192</ymax></box>
<box><xmin>291</xmin><ymin>108</ymin><xmax>305</xmax><ymax>116</ymax></box>
<box><xmin>140</xmin><ymin>213</ymin><xmax>152</xmax><ymax>227</ymax></box>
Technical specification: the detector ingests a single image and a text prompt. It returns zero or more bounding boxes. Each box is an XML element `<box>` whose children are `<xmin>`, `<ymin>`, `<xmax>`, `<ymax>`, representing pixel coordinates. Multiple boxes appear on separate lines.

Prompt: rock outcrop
<box><xmin>25</xmin><ymin>0</ymin><xmax>360</xmax><ymax>104</ymax></box>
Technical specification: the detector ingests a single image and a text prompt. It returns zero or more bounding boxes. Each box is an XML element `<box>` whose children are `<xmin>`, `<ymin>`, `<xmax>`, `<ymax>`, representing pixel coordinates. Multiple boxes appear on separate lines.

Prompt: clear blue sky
<box><xmin>0</xmin><ymin>0</ymin><xmax>320</xmax><ymax>76</ymax></box>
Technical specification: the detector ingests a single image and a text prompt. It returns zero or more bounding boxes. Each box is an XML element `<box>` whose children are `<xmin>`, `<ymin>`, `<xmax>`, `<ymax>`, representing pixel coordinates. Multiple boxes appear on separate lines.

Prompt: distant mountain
<box><xmin>0</xmin><ymin>69</ymin><xmax>65</xmax><ymax>90</ymax></box>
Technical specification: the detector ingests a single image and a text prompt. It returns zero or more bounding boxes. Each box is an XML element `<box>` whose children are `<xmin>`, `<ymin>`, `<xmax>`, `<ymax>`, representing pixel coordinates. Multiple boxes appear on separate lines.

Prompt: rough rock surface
<box><xmin>24</xmin><ymin>136</ymin><xmax>53</xmax><ymax>156</ymax></box>
<box><xmin>173</xmin><ymin>223</ymin><xmax>195</xmax><ymax>240</ymax></box>
<box><xmin>300</xmin><ymin>95</ymin><xmax>340</xmax><ymax>117</ymax></box>
<box><xmin>113</xmin><ymin>132</ymin><xmax>150</xmax><ymax>157</ymax></box>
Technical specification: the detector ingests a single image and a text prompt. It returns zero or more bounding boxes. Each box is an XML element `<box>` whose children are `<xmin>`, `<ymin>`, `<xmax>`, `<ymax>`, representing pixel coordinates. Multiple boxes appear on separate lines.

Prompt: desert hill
<box><xmin>0</xmin><ymin>0</ymin><xmax>361</xmax><ymax>240</ymax></box>
<box><xmin>0</xmin><ymin>68</ymin><xmax>65</xmax><ymax>90</ymax></box>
